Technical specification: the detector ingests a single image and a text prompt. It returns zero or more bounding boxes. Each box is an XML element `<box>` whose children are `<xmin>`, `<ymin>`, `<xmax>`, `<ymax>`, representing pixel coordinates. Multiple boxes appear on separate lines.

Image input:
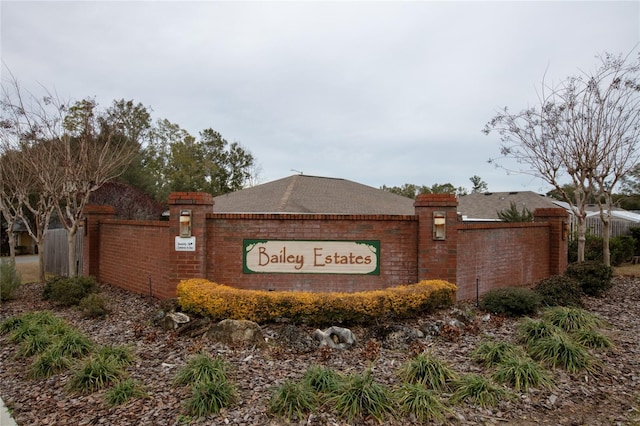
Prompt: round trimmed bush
<box><xmin>564</xmin><ymin>261</ymin><xmax>613</xmax><ymax>297</ymax></box>
<box><xmin>479</xmin><ymin>287</ymin><xmax>541</xmax><ymax>317</ymax></box>
<box><xmin>533</xmin><ymin>275</ymin><xmax>584</xmax><ymax>308</ymax></box>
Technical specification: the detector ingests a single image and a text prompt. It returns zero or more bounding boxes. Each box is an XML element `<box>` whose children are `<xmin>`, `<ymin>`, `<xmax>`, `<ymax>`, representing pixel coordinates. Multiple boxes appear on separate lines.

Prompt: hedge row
<box><xmin>177</xmin><ymin>279</ymin><xmax>457</xmax><ymax>326</ymax></box>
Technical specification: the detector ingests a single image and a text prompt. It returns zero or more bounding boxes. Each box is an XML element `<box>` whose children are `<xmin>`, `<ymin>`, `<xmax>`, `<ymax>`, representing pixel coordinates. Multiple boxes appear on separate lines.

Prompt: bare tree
<box><xmin>0</xmin><ymin>72</ymin><xmax>65</xmax><ymax>281</ymax></box>
<box><xmin>581</xmin><ymin>52</ymin><xmax>640</xmax><ymax>265</ymax></box>
<box><xmin>57</xmin><ymin>98</ymin><xmax>138</xmax><ymax>276</ymax></box>
<box><xmin>484</xmin><ymin>51</ymin><xmax>640</xmax><ymax>264</ymax></box>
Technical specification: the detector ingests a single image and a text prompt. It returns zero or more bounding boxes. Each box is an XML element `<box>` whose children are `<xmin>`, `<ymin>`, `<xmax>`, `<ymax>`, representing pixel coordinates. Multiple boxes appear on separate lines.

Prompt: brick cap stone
<box><xmin>168</xmin><ymin>192</ymin><xmax>214</xmax><ymax>206</ymax></box>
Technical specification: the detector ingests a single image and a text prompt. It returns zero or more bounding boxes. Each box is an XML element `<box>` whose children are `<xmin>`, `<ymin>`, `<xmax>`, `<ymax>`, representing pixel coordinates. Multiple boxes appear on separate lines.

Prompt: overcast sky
<box><xmin>2</xmin><ymin>1</ymin><xmax>639</xmax><ymax>193</ymax></box>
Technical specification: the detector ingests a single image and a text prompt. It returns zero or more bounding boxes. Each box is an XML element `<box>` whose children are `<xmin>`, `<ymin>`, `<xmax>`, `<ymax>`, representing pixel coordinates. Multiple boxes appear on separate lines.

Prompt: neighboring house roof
<box><xmin>213</xmin><ymin>174</ymin><xmax>416</xmax><ymax>215</ymax></box>
<box><xmin>457</xmin><ymin>191</ymin><xmax>559</xmax><ymax>221</ymax></box>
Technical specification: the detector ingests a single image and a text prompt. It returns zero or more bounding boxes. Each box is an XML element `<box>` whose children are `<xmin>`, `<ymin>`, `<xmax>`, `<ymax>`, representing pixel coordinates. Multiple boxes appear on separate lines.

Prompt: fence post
<box><xmin>534</xmin><ymin>207</ymin><xmax>569</xmax><ymax>275</ymax></box>
<box><xmin>414</xmin><ymin>193</ymin><xmax>458</xmax><ymax>286</ymax></box>
<box><xmin>82</xmin><ymin>205</ymin><xmax>116</xmax><ymax>279</ymax></box>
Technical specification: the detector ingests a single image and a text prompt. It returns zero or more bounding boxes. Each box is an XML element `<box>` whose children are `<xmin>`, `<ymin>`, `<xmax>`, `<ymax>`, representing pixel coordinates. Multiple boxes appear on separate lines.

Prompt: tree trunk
<box><xmin>37</xmin><ymin>242</ymin><xmax>45</xmax><ymax>282</ymax></box>
<box><xmin>6</xmin><ymin>222</ymin><xmax>16</xmax><ymax>262</ymax></box>
<box><xmin>602</xmin><ymin>218</ymin><xmax>611</xmax><ymax>266</ymax></box>
<box><xmin>576</xmin><ymin>213</ymin><xmax>587</xmax><ymax>262</ymax></box>
<box><xmin>67</xmin><ymin>226</ymin><xmax>78</xmax><ymax>277</ymax></box>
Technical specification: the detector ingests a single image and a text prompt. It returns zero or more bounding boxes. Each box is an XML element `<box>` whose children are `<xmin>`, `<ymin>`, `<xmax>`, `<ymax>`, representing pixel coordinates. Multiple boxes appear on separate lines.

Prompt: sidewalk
<box><xmin>0</xmin><ymin>396</ymin><xmax>17</xmax><ymax>426</ymax></box>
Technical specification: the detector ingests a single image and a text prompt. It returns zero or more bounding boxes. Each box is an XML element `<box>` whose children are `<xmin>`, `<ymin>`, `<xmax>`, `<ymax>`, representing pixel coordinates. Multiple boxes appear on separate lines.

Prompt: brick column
<box><xmin>534</xmin><ymin>207</ymin><xmax>569</xmax><ymax>275</ymax></box>
<box><xmin>82</xmin><ymin>205</ymin><xmax>116</xmax><ymax>278</ymax></box>
<box><xmin>414</xmin><ymin>194</ymin><xmax>458</xmax><ymax>285</ymax></box>
<box><xmin>167</xmin><ymin>192</ymin><xmax>214</xmax><ymax>298</ymax></box>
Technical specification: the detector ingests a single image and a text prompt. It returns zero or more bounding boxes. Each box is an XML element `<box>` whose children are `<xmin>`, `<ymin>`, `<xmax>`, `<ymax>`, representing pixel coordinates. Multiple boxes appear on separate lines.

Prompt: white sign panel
<box><xmin>243</xmin><ymin>240</ymin><xmax>379</xmax><ymax>274</ymax></box>
<box><xmin>175</xmin><ymin>236</ymin><xmax>196</xmax><ymax>252</ymax></box>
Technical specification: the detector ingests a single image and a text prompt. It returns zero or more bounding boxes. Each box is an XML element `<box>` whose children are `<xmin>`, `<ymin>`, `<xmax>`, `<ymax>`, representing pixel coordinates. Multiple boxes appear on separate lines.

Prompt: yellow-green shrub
<box><xmin>177</xmin><ymin>279</ymin><xmax>456</xmax><ymax>326</ymax></box>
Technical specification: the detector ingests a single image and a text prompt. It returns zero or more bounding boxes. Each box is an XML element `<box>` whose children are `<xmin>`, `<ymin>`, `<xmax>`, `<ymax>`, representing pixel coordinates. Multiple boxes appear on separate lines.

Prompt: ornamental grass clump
<box><xmin>329</xmin><ymin>370</ymin><xmax>394</xmax><ymax>423</ymax></box>
<box><xmin>185</xmin><ymin>378</ymin><xmax>238</xmax><ymax>417</ymax></box>
<box><xmin>451</xmin><ymin>374</ymin><xmax>511</xmax><ymax>408</ymax></box>
<box><xmin>572</xmin><ymin>328</ymin><xmax>614</xmax><ymax>350</ymax></box>
<box><xmin>269</xmin><ymin>379</ymin><xmax>318</xmax><ymax>421</ymax></box>
<box><xmin>398</xmin><ymin>352</ymin><xmax>458</xmax><ymax>391</ymax></box>
<box><xmin>67</xmin><ymin>355</ymin><xmax>122</xmax><ymax>393</ymax></box>
<box><xmin>472</xmin><ymin>340</ymin><xmax>523</xmax><ymax>368</ymax></box>
<box><xmin>492</xmin><ymin>356</ymin><xmax>553</xmax><ymax>392</ymax></box>
<box><xmin>173</xmin><ymin>352</ymin><xmax>228</xmax><ymax>386</ymax></box>
<box><xmin>395</xmin><ymin>383</ymin><xmax>451</xmax><ymax>422</ymax></box>
<box><xmin>301</xmin><ymin>365</ymin><xmax>342</xmax><ymax>395</ymax></box>
<box><xmin>516</xmin><ymin>318</ymin><xmax>561</xmax><ymax>347</ymax></box>
<box><xmin>541</xmin><ymin>306</ymin><xmax>605</xmax><ymax>333</ymax></box>
<box><xmin>527</xmin><ymin>332</ymin><xmax>592</xmax><ymax>373</ymax></box>
<box><xmin>29</xmin><ymin>350</ymin><xmax>72</xmax><ymax>379</ymax></box>
<box><xmin>104</xmin><ymin>378</ymin><xmax>147</xmax><ymax>406</ymax></box>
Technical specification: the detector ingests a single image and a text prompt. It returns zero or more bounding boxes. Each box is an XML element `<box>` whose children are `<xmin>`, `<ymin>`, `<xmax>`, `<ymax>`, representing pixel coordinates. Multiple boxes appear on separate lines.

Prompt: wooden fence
<box><xmin>43</xmin><ymin>228</ymin><xmax>83</xmax><ymax>276</ymax></box>
<box><xmin>568</xmin><ymin>216</ymin><xmax>639</xmax><ymax>239</ymax></box>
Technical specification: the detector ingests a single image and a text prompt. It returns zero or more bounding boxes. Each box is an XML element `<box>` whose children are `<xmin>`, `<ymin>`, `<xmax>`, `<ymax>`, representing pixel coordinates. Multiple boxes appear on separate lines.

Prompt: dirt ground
<box><xmin>1</xmin><ymin>264</ymin><xmax>639</xmax><ymax>425</ymax></box>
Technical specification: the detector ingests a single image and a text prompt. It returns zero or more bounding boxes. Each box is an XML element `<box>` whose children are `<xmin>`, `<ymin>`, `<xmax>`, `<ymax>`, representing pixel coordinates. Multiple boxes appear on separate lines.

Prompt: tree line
<box><xmin>0</xmin><ymin>71</ymin><xmax>256</xmax><ymax>280</ymax></box>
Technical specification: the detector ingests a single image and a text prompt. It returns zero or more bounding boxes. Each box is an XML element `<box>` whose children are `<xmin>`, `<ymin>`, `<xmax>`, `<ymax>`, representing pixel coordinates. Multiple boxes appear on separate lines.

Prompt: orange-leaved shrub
<box><xmin>177</xmin><ymin>279</ymin><xmax>456</xmax><ymax>326</ymax></box>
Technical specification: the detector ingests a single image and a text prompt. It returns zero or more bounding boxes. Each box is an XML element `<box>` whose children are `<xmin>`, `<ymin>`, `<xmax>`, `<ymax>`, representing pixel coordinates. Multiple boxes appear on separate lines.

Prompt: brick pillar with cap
<box><xmin>414</xmin><ymin>193</ymin><xmax>458</xmax><ymax>285</ymax></box>
<box><xmin>534</xmin><ymin>207</ymin><xmax>569</xmax><ymax>275</ymax></box>
<box><xmin>166</xmin><ymin>192</ymin><xmax>214</xmax><ymax>299</ymax></box>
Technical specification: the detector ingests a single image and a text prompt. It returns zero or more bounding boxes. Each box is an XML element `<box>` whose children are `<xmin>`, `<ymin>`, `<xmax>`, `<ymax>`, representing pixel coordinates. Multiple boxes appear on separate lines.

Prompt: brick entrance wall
<box><xmin>83</xmin><ymin>192</ymin><xmax>568</xmax><ymax>300</ymax></box>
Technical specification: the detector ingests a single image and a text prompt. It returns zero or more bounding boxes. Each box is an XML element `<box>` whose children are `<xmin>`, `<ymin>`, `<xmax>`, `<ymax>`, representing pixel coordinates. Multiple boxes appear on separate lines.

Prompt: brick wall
<box><xmin>96</xmin><ymin>220</ymin><xmax>172</xmax><ymax>299</ymax></box>
<box><xmin>83</xmin><ymin>192</ymin><xmax>568</xmax><ymax>301</ymax></box>
<box><xmin>206</xmin><ymin>214</ymin><xmax>418</xmax><ymax>292</ymax></box>
<box><xmin>456</xmin><ymin>222</ymin><xmax>550</xmax><ymax>301</ymax></box>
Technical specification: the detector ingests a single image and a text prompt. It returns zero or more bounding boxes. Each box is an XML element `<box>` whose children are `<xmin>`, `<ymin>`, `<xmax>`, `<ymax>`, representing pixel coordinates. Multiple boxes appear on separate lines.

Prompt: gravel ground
<box><xmin>1</xmin><ymin>276</ymin><xmax>639</xmax><ymax>426</ymax></box>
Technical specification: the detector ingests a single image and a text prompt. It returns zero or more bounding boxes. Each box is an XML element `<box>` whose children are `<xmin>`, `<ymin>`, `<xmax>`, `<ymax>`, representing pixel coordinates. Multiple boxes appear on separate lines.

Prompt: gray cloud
<box><xmin>2</xmin><ymin>1</ymin><xmax>638</xmax><ymax>192</ymax></box>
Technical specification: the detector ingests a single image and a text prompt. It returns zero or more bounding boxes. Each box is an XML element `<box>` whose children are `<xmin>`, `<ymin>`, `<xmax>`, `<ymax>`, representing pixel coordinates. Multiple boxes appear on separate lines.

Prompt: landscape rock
<box><xmin>161</xmin><ymin>312</ymin><xmax>190</xmax><ymax>331</ymax></box>
<box><xmin>274</xmin><ymin>324</ymin><xmax>317</xmax><ymax>353</ymax></box>
<box><xmin>207</xmin><ymin>319</ymin><xmax>267</xmax><ymax>348</ymax></box>
<box><xmin>312</xmin><ymin>326</ymin><xmax>356</xmax><ymax>350</ymax></box>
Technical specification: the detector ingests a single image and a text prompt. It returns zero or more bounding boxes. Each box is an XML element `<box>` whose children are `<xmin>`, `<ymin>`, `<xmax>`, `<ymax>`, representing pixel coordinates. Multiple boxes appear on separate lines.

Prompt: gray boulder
<box><xmin>207</xmin><ymin>319</ymin><xmax>267</xmax><ymax>349</ymax></box>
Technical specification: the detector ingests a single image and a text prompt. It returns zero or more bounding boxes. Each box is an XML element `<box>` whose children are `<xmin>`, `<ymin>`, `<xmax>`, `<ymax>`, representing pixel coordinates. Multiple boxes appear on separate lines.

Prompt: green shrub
<box><xmin>79</xmin><ymin>293</ymin><xmax>110</xmax><ymax>318</ymax></box>
<box><xmin>105</xmin><ymin>379</ymin><xmax>147</xmax><ymax>406</ymax></box>
<box><xmin>43</xmin><ymin>275</ymin><xmax>98</xmax><ymax>306</ymax></box>
<box><xmin>472</xmin><ymin>340</ymin><xmax>523</xmax><ymax>368</ymax></box>
<box><xmin>395</xmin><ymin>383</ymin><xmax>450</xmax><ymax>422</ymax></box>
<box><xmin>533</xmin><ymin>275</ymin><xmax>584</xmax><ymax>308</ymax></box>
<box><xmin>0</xmin><ymin>259</ymin><xmax>21</xmax><ymax>301</ymax></box>
<box><xmin>491</xmin><ymin>356</ymin><xmax>553</xmax><ymax>392</ymax></box>
<box><xmin>565</xmin><ymin>261</ymin><xmax>613</xmax><ymax>297</ymax></box>
<box><xmin>541</xmin><ymin>306</ymin><xmax>605</xmax><ymax>333</ymax></box>
<box><xmin>479</xmin><ymin>287</ymin><xmax>541</xmax><ymax>317</ymax></box>
<box><xmin>398</xmin><ymin>352</ymin><xmax>457</xmax><ymax>390</ymax></box>
<box><xmin>451</xmin><ymin>374</ymin><xmax>510</xmax><ymax>408</ymax></box>
<box><xmin>609</xmin><ymin>235</ymin><xmax>636</xmax><ymax>266</ymax></box>
<box><xmin>568</xmin><ymin>232</ymin><xmax>603</xmax><ymax>263</ymax></box>
<box><xmin>329</xmin><ymin>370</ymin><xmax>394</xmax><ymax>423</ymax></box>
<box><xmin>269</xmin><ymin>380</ymin><xmax>318</xmax><ymax>421</ymax></box>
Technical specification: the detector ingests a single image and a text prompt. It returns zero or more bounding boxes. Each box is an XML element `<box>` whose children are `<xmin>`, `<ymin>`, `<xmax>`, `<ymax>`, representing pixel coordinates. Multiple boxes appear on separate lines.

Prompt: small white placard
<box><xmin>175</xmin><ymin>236</ymin><xmax>196</xmax><ymax>251</ymax></box>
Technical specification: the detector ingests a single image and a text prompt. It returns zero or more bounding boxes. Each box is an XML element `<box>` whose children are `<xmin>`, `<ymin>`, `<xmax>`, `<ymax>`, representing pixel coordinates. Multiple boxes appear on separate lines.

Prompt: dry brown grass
<box><xmin>614</xmin><ymin>263</ymin><xmax>640</xmax><ymax>277</ymax></box>
<box><xmin>15</xmin><ymin>262</ymin><xmax>41</xmax><ymax>284</ymax></box>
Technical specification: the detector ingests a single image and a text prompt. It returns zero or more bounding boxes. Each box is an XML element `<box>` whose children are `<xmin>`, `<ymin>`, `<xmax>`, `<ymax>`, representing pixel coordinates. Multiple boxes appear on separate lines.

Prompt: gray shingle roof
<box><xmin>457</xmin><ymin>191</ymin><xmax>559</xmax><ymax>220</ymax></box>
<box><xmin>213</xmin><ymin>174</ymin><xmax>416</xmax><ymax>215</ymax></box>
